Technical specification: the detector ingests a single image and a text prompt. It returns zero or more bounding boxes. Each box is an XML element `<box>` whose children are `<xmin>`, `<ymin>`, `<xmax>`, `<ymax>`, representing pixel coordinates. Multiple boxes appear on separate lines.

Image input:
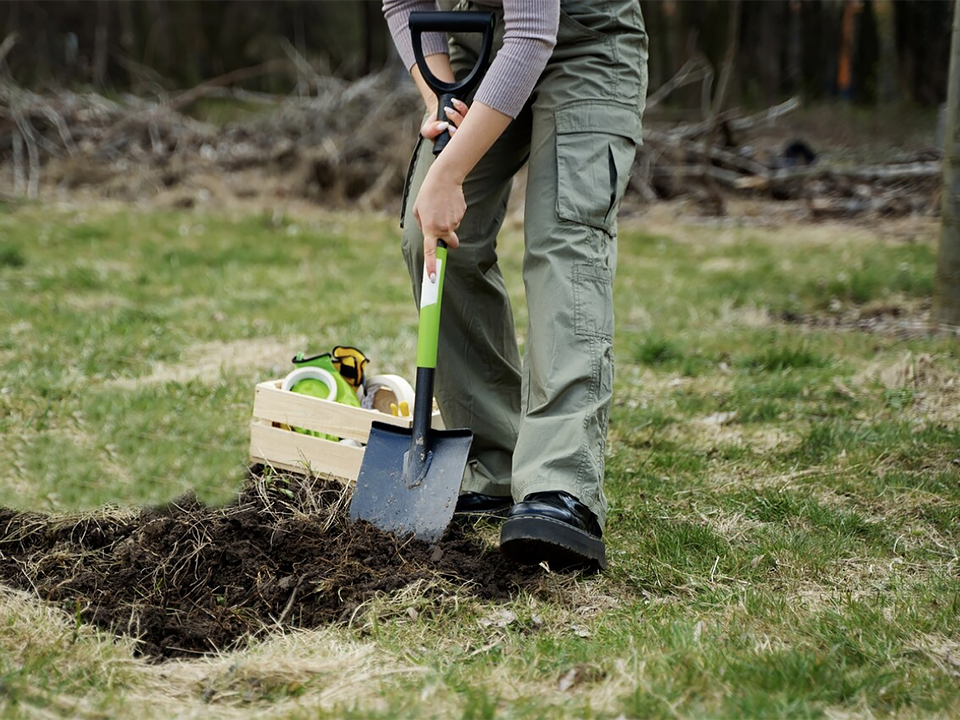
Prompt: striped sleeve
<box><xmin>383</xmin><ymin>0</ymin><xmax>448</xmax><ymax>72</ymax></box>
<box><xmin>382</xmin><ymin>0</ymin><xmax>560</xmax><ymax>120</ymax></box>
<box><xmin>474</xmin><ymin>0</ymin><xmax>559</xmax><ymax>118</ymax></box>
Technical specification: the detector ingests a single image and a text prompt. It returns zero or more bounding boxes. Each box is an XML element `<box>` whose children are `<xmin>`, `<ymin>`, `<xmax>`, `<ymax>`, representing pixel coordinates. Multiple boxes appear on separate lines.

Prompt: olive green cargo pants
<box><xmin>399</xmin><ymin>0</ymin><xmax>647</xmax><ymax>529</ymax></box>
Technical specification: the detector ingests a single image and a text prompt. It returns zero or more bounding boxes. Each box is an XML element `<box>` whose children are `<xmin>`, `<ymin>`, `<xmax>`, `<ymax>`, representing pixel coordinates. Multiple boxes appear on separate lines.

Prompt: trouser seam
<box><xmin>574</xmin><ymin>333</ymin><xmax>600</xmax><ymax>498</ymax></box>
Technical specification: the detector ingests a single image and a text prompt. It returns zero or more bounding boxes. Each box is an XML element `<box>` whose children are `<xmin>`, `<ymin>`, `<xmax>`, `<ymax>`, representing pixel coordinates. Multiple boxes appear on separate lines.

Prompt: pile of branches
<box><xmin>635</xmin><ymin>98</ymin><xmax>942</xmax><ymax>218</ymax></box>
<box><xmin>0</xmin><ymin>36</ymin><xmax>945</xmax><ymax>218</ymax></box>
<box><xmin>0</xmin><ymin>44</ymin><xmax>424</xmax><ymax>210</ymax></box>
<box><xmin>632</xmin><ymin>56</ymin><xmax>943</xmax><ymax>218</ymax></box>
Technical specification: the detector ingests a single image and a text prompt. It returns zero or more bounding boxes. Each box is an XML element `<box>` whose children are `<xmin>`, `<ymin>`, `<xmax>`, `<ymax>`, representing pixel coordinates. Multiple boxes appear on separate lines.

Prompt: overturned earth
<box><xmin>0</xmin><ymin>471</ymin><xmax>542</xmax><ymax>660</ymax></box>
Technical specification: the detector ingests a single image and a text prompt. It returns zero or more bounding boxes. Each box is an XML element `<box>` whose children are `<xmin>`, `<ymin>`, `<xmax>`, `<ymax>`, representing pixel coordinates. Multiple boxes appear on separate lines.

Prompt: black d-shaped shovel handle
<box><xmin>410</xmin><ymin>11</ymin><xmax>495</xmax><ymax>155</ymax></box>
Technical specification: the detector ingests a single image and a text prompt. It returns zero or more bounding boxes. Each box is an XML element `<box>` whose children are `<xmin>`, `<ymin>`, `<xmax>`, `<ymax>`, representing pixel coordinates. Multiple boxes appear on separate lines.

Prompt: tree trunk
<box><xmin>362</xmin><ymin>1</ymin><xmax>377</xmax><ymax>76</ymax></box>
<box><xmin>117</xmin><ymin>0</ymin><xmax>139</xmax><ymax>90</ymax></box>
<box><xmin>796</xmin><ymin>0</ymin><xmax>821</xmax><ymax>98</ymax></box>
<box><xmin>661</xmin><ymin>1</ymin><xmax>681</xmax><ymax>101</ymax></box>
<box><xmin>787</xmin><ymin>0</ymin><xmax>802</xmax><ymax>93</ymax></box>
<box><xmin>758</xmin><ymin>0</ymin><xmax>784</xmax><ymax>105</ymax></box>
<box><xmin>854</xmin><ymin>0</ymin><xmax>879</xmax><ymax>103</ymax></box>
<box><xmin>94</xmin><ymin>0</ymin><xmax>109</xmax><ymax>89</ymax></box>
<box><xmin>699</xmin><ymin>0</ymin><xmax>742</xmax><ymax>216</ymax></box>
<box><xmin>934</xmin><ymin>0</ymin><xmax>960</xmax><ymax>330</ymax></box>
<box><xmin>873</xmin><ymin>0</ymin><xmax>899</xmax><ymax>102</ymax></box>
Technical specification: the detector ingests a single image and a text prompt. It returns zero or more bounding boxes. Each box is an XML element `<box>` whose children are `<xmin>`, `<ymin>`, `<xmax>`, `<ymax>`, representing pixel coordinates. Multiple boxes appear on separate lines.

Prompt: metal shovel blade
<box><xmin>349</xmin><ymin>420</ymin><xmax>472</xmax><ymax>543</ymax></box>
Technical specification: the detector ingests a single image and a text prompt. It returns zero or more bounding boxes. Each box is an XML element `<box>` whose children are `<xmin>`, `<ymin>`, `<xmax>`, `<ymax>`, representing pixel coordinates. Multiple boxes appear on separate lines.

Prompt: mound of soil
<box><xmin>0</xmin><ymin>472</ymin><xmax>542</xmax><ymax>660</ymax></box>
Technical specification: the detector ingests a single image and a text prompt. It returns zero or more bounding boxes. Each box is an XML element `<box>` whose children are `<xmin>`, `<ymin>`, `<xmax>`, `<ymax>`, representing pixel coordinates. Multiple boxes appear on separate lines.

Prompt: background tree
<box><xmin>0</xmin><ymin>0</ymin><xmax>952</xmax><ymax>109</ymax></box>
<box><xmin>934</xmin><ymin>0</ymin><xmax>960</xmax><ymax>330</ymax></box>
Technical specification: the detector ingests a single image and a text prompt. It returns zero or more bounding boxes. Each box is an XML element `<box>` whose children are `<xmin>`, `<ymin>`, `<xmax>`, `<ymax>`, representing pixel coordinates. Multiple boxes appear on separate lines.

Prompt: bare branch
<box><xmin>12</xmin><ymin>129</ymin><xmax>24</xmax><ymax>196</ymax></box>
<box><xmin>0</xmin><ymin>33</ymin><xmax>17</xmax><ymax>66</ymax></box>
<box><xmin>646</xmin><ymin>54</ymin><xmax>715</xmax><ymax>111</ymax></box>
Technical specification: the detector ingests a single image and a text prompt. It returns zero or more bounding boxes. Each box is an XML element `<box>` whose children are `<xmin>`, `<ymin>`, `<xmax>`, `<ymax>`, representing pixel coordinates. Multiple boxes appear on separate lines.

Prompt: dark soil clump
<box><xmin>0</xmin><ymin>472</ymin><xmax>541</xmax><ymax>660</ymax></box>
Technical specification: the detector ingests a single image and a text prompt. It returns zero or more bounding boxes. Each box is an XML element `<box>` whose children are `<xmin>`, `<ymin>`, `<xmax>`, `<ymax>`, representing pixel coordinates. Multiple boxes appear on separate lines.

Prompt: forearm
<box><xmin>431</xmin><ymin>101</ymin><xmax>512</xmax><ymax>184</ymax></box>
<box><xmin>412</xmin><ymin>56</ymin><xmax>455</xmax><ymax>114</ymax></box>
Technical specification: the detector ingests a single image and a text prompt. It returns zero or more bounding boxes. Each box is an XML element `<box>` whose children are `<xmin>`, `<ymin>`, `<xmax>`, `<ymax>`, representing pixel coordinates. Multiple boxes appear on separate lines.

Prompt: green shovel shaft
<box><xmin>411</xmin><ymin>240</ymin><xmax>448</xmax><ymax>453</ymax></box>
<box><xmin>415</xmin><ymin>241</ymin><xmax>448</xmax><ymax>370</ymax></box>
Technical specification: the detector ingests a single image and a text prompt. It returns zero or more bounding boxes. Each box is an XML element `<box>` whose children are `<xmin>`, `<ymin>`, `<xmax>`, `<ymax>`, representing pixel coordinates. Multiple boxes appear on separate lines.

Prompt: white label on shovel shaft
<box><xmin>420</xmin><ymin>258</ymin><xmax>442</xmax><ymax>308</ymax></box>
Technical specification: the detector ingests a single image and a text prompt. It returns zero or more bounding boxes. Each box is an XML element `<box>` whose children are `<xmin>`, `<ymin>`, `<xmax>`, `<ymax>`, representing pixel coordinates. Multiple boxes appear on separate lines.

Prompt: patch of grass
<box><xmin>632</xmin><ymin>336</ymin><xmax>683</xmax><ymax>366</ymax></box>
<box><xmin>671</xmin><ymin>387</ymin><xmax>720</xmax><ymax>416</ymax></box>
<box><xmin>740</xmin><ymin>342</ymin><xmax>830</xmax><ymax>372</ymax></box>
<box><xmin>67</xmin><ymin>222</ymin><xmax>111</xmax><ymax>243</ymax></box>
<box><xmin>734</xmin><ymin>487</ymin><xmax>891</xmax><ymax>546</ymax></box>
<box><xmin>0</xmin><ymin>244</ymin><xmax>25</xmax><ymax>268</ymax></box>
<box><xmin>785</xmin><ymin>420</ymin><xmax>869</xmax><ymax>465</ymax></box>
<box><xmin>2</xmin><ymin>202</ymin><xmax>959</xmax><ymax>719</ymax></box>
<box><xmin>803</xmin><ymin>245</ymin><xmax>936</xmax><ymax>307</ymax></box>
<box><xmin>615</xmin><ymin>514</ymin><xmax>748</xmax><ymax>594</ymax></box>
<box><xmin>736</xmin><ymin>398</ymin><xmax>783</xmax><ymax>423</ymax></box>
<box><xmin>610</xmin><ymin>401</ymin><xmax>677</xmax><ymax>434</ymax></box>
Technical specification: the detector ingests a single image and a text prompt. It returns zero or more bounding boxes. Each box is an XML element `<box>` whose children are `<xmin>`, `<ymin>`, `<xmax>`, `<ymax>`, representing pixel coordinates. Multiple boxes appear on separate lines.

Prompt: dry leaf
<box><xmin>570</xmin><ymin>624</ymin><xmax>592</xmax><ymax>638</ymax></box>
<box><xmin>558</xmin><ymin>664</ymin><xmax>604</xmax><ymax>691</ymax></box>
<box><xmin>478</xmin><ymin>609</ymin><xmax>517</xmax><ymax>629</ymax></box>
<box><xmin>558</xmin><ymin>668</ymin><xmax>580</xmax><ymax>692</ymax></box>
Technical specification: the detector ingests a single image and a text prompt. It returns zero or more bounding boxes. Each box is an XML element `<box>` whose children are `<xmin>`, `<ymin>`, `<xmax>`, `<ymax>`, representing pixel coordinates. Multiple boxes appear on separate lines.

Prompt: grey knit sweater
<box><xmin>382</xmin><ymin>0</ymin><xmax>559</xmax><ymax>119</ymax></box>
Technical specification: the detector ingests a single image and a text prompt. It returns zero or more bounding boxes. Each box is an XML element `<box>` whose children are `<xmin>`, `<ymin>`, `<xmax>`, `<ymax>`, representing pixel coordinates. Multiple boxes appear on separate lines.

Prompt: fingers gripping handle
<box><xmin>410</xmin><ymin>11</ymin><xmax>495</xmax><ymax>155</ymax></box>
<box><xmin>433</xmin><ymin>92</ymin><xmax>459</xmax><ymax>155</ymax></box>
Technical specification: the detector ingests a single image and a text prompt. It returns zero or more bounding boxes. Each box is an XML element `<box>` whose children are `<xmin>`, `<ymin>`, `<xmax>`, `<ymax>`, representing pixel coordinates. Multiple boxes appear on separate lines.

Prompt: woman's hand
<box><xmin>413</xmin><ymin>160</ymin><xmax>465</xmax><ymax>283</ymax></box>
<box><xmin>415</xmin><ymin>98</ymin><xmax>470</xmax><ymax>282</ymax></box>
<box><xmin>419</xmin><ymin>97</ymin><xmax>469</xmax><ymax>141</ymax></box>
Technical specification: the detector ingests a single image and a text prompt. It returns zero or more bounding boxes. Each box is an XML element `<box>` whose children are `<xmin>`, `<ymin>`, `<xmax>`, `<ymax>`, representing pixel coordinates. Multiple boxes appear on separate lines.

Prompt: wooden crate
<box><xmin>248</xmin><ymin>379</ymin><xmax>441</xmax><ymax>482</ymax></box>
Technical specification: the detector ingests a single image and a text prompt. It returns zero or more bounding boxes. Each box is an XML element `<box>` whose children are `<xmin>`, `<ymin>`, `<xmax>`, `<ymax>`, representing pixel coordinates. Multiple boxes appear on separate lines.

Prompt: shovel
<box><xmin>349</xmin><ymin>241</ymin><xmax>473</xmax><ymax>543</ymax></box>
<box><xmin>408</xmin><ymin>10</ymin><xmax>495</xmax><ymax>155</ymax></box>
<box><xmin>348</xmin><ymin>12</ymin><xmax>494</xmax><ymax>543</ymax></box>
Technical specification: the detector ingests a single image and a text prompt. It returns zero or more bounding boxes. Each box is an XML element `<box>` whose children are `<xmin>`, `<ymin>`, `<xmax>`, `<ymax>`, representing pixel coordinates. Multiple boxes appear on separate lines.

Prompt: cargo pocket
<box><xmin>555</xmin><ymin>101</ymin><xmax>640</xmax><ymax>234</ymax></box>
<box><xmin>574</xmin><ymin>262</ymin><xmax>613</xmax><ymax>340</ymax></box>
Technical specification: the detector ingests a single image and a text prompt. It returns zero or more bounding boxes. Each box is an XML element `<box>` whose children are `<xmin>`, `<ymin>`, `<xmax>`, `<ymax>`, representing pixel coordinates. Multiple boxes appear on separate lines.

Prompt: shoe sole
<box><xmin>500</xmin><ymin>515</ymin><xmax>607</xmax><ymax>571</ymax></box>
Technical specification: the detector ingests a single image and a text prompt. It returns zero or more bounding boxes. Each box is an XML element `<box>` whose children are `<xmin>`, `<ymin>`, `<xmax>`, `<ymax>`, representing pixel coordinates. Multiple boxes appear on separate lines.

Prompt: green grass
<box><xmin>1</xmin><ymin>202</ymin><xmax>959</xmax><ymax>718</ymax></box>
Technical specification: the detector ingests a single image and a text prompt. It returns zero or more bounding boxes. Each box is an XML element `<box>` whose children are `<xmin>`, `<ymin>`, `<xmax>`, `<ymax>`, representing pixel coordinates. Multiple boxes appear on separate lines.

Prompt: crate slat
<box><xmin>252</xmin><ymin>380</ymin><xmax>410</xmax><ymax>443</ymax></box>
<box><xmin>248</xmin><ymin>379</ymin><xmax>444</xmax><ymax>481</ymax></box>
<box><xmin>249</xmin><ymin>421</ymin><xmax>364</xmax><ymax>480</ymax></box>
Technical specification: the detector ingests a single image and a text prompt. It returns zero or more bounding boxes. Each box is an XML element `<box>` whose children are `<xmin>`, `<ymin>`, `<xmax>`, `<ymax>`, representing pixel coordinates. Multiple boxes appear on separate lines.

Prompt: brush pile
<box><xmin>0</xmin><ymin>66</ymin><xmax>944</xmax><ymax>217</ymax></box>
<box><xmin>635</xmin><ymin>97</ymin><xmax>942</xmax><ymax>218</ymax></box>
<box><xmin>0</xmin><ymin>70</ymin><xmax>423</xmax><ymax>210</ymax></box>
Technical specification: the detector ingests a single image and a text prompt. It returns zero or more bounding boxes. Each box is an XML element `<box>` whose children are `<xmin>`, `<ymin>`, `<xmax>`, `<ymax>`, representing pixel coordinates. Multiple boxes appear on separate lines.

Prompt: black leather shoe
<box><xmin>454</xmin><ymin>492</ymin><xmax>513</xmax><ymax>519</ymax></box>
<box><xmin>500</xmin><ymin>491</ymin><xmax>606</xmax><ymax>571</ymax></box>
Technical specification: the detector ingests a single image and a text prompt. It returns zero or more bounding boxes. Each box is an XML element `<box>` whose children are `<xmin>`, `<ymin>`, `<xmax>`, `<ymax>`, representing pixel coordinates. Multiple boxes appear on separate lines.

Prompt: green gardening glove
<box><xmin>291</xmin><ymin>352</ymin><xmax>362</xmax><ymax>408</ymax></box>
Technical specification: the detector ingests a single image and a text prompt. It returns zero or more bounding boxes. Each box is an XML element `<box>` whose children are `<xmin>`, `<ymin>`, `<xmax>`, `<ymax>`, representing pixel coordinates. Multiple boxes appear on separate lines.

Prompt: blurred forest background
<box><xmin>0</xmin><ymin>1</ymin><xmax>952</xmax><ymax>217</ymax></box>
<box><xmin>0</xmin><ymin>0</ymin><xmax>952</xmax><ymax>108</ymax></box>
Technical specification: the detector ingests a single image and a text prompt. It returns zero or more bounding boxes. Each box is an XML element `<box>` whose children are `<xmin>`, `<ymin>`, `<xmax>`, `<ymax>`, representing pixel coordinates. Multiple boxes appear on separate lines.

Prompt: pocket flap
<box><xmin>555</xmin><ymin>101</ymin><xmax>642</xmax><ymax>142</ymax></box>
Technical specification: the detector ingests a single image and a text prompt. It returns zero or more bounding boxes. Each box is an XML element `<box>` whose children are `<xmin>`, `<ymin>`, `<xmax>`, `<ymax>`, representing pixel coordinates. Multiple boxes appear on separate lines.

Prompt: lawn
<box><xmin>0</xmin><ymin>197</ymin><xmax>958</xmax><ymax>719</ymax></box>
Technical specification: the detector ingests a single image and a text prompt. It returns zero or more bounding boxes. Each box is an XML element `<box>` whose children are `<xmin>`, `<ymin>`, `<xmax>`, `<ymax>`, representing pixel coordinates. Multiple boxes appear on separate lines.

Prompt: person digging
<box><xmin>383</xmin><ymin>0</ymin><xmax>648</xmax><ymax>570</ymax></box>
